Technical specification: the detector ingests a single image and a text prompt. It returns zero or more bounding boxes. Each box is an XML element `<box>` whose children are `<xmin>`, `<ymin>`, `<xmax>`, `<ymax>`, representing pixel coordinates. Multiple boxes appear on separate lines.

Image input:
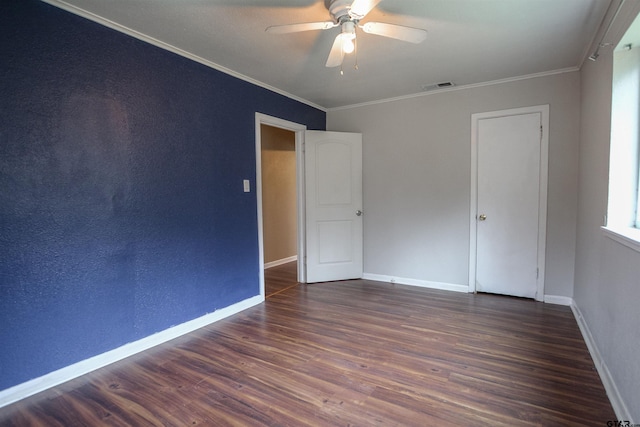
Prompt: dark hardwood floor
<box><xmin>264</xmin><ymin>261</ymin><xmax>299</xmax><ymax>298</ymax></box>
<box><xmin>1</xmin><ymin>263</ymin><xmax>615</xmax><ymax>426</ymax></box>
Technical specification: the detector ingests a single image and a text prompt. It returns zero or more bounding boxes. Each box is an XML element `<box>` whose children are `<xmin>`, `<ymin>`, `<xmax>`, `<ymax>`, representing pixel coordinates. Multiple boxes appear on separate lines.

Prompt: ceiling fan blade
<box><xmin>349</xmin><ymin>0</ymin><xmax>383</xmax><ymax>19</ymax></box>
<box><xmin>326</xmin><ymin>34</ymin><xmax>345</xmax><ymax>67</ymax></box>
<box><xmin>266</xmin><ymin>21</ymin><xmax>336</xmax><ymax>34</ymax></box>
<box><xmin>361</xmin><ymin>22</ymin><xmax>427</xmax><ymax>43</ymax></box>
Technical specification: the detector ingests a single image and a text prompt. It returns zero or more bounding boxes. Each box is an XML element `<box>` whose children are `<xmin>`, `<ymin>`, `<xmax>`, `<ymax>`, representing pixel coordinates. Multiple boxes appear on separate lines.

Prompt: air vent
<box><xmin>421</xmin><ymin>81</ymin><xmax>455</xmax><ymax>91</ymax></box>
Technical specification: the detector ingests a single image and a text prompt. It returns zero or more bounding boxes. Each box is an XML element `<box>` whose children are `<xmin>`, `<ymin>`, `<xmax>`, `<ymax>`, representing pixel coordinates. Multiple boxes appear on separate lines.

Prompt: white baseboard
<box><xmin>4</xmin><ymin>289</ymin><xmax>630</xmax><ymax>421</ymax></box>
<box><xmin>264</xmin><ymin>255</ymin><xmax>297</xmax><ymax>270</ymax></box>
<box><xmin>0</xmin><ymin>294</ymin><xmax>263</xmax><ymax>408</ymax></box>
<box><xmin>543</xmin><ymin>294</ymin><xmax>573</xmax><ymax>305</ymax></box>
<box><xmin>570</xmin><ymin>300</ymin><xmax>632</xmax><ymax>421</ymax></box>
<box><xmin>362</xmin><ymin>273</ymin><xmax>468</xmax><ymax>293</ymax></box>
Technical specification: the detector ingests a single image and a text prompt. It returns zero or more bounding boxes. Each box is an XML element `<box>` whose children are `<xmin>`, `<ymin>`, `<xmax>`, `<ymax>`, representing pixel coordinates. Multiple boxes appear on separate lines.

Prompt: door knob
<box><xmin>478</xmin><ymin>214</ymin><xmax>487</xmax><ymax>221</ymax></box>
<box><xmin>356</xmin><ymin>210</ymin><xmax>363</xmax><ymax>216</ymax></box>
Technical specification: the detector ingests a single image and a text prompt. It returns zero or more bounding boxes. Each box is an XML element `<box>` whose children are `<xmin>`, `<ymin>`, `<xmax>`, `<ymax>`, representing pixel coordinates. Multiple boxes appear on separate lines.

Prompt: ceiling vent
<box><xmin>422</xmin><ymin>81</ymin><xmax>455</xmax><ymax>91</ymax></box>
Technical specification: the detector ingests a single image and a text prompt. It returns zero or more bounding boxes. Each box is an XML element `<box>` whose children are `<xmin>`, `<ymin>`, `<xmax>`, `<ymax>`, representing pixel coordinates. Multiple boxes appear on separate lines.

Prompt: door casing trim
<box><xmin>469</xmin><ymin>105</ymin><xmax>549</xmax><ymax>301</ymax></box>
<box><xmin>255</xmin><ymin>113</ymin><xmax>307</xmax><ymax>297</ymax></box>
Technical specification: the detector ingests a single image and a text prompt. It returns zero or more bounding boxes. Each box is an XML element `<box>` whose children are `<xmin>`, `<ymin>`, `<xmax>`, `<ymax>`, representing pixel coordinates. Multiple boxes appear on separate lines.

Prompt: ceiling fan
<box><xmin>266</xmin><ymin>0</ymin><xmax>427</xmax><ymax>68</ymax></box>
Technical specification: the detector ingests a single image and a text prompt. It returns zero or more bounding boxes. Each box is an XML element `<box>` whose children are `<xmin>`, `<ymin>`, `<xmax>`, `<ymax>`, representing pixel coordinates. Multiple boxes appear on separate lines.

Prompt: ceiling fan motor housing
<box><xmin>327</xmin><ymin>0</ymin><xmax>358</xmax><ymax>23</ymax></box>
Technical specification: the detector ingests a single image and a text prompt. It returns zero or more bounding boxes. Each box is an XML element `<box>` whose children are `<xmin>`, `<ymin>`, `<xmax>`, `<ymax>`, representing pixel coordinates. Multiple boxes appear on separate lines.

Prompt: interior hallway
<box><xmin>264</xmin><ymin>261</ymin><xmax>299</xmax><ymax>298</ymax></box>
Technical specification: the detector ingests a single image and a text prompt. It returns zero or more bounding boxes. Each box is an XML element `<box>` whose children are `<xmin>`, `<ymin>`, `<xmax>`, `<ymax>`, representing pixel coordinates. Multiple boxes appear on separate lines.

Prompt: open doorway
<box><xmin>255</xmin><ymin>113</ymin><xmax>307</xmax><ymax>299</ymax></box>
<box><xmin>260</xmin><ymin>124</ymin><xmax>298</xmax><ymax>297</ymax></box>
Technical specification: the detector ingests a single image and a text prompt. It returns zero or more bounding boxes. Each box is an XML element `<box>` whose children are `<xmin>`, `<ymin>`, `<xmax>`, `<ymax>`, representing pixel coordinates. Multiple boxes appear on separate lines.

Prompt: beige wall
<box><xmin>327</xmin><ymin>71</ymin><xmax>581</xmax><ymax>298</ymax></box>
<box><xmin>261</xmin><ymin>125</ymin><xmax>297</xmax><ymax>264</ymax></box>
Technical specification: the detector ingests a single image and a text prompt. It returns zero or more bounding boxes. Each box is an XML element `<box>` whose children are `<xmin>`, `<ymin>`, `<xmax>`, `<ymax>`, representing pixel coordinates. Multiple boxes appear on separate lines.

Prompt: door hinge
<box><xmin>540</xmin><ymin>125</ymin><xmax>543</xmax><ymax>140</ymax></box>
<box><xmin>536</xmin><ymin>268</ymin><xmax>539</xmax><ymax>279</ymax></box>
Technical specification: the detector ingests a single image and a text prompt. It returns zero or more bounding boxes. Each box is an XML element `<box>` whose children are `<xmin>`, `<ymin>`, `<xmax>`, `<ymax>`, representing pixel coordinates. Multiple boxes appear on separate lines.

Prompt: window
<box><xmin>606</xmin><ymin>12</ymin><xmax>640</xmax><ymax>250</ymax></box>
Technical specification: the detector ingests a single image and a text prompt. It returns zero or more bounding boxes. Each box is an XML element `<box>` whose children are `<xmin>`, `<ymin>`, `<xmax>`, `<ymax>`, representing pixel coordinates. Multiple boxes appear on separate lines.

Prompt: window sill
<box><xmin>601</xmin><ymin>226</ymin><xmax>640</xmax><ymax>253</ymax></box>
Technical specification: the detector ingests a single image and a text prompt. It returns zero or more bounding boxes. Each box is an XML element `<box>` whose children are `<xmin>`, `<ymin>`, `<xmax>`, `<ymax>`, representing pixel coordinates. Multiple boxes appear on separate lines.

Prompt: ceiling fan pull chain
<box><xmin>340</xmin><ymin>38</ymin><xmax>345</xmax><ymax>75</ymax></box>
<box><xmin>354</xmin><ymin>35</ymin><xmax>359</xmax><ymax>70</ymax></box>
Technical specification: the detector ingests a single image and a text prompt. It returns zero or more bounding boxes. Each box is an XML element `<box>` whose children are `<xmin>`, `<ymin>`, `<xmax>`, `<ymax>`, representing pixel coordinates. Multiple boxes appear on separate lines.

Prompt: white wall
<box><xmin>327</xmin><ymin>72</ymin><xmax>581</xmax><ymax>297</ymax></box>
<box><xmin>574</xmin><ymin>5</ymin><xmax>640</xmax><ymax>419</ymax></box>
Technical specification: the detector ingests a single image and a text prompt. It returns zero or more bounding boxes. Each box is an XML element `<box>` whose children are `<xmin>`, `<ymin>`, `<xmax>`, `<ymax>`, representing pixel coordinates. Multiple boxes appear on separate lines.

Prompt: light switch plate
<box><xmin>243</xmin><ymin>179</ymin><xmax>250</xmax><ymax>193</ymax></box>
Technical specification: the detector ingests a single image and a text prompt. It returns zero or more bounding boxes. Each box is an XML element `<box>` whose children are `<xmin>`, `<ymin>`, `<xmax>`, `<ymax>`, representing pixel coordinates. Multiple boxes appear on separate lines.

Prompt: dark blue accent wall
<box><xmin>0</xmin><ymin>0</ymin><xmax>325</xmax><ymax>391</ymax></box>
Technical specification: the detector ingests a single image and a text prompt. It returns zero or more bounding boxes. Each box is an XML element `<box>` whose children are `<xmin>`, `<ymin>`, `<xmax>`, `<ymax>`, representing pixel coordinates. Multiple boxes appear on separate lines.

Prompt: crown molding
<box><xmin>328</xmin><ymin>67</ymin><xmax>580</xmax><ymax>111</ymax></box>
<box><xmin>41</xmin><ymin>0</ymin><xmax>327</xmax><ymax>113</ymax></box>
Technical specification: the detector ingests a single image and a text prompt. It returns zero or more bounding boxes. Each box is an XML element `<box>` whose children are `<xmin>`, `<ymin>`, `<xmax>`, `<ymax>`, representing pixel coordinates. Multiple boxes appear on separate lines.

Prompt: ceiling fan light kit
<box><xmin>265</xmin><ymin>0</ymin><xmax>426</xmax><ymax>72</ymax></box>
<box><xmin>340</xmin><ymin>21</ymin><xmax>356</xmax><ymax>54</ymax></box>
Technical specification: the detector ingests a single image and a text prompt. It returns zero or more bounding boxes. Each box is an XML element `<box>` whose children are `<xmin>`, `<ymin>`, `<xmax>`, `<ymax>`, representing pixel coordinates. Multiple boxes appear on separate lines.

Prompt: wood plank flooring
<box><xmin>264</xmin><ymin>261</ymin><xmax>299</xmax><ymax>298</ymax></box>
<box><xmin>0</xmin><ymin>262</ymin><xmax>615</xmax><ymax>426</ymax></box>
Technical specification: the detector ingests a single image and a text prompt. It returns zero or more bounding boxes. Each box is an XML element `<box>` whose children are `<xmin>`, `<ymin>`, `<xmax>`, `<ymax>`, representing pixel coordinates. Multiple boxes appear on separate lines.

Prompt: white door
<box><xmin>471</xmin><ymin>107</ymin><xmax>548</xmax><ymax>300</ymax></box>
<box><xmin>305</xmin><ymin>131</ymin><xmax>363</xmax><ymax>283</ymax></box>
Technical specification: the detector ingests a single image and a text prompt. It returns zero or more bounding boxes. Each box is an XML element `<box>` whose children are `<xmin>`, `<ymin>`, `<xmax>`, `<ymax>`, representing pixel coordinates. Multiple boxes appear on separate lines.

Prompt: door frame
<box><xmin>255</xmin><ymin>113</ymin><xmax>307</xmax><ymax>298</ymax></box>
<box><xmin>468</xmin><ymin>105</ymin><xmax>549</xmax><ymax>301</ymax></box>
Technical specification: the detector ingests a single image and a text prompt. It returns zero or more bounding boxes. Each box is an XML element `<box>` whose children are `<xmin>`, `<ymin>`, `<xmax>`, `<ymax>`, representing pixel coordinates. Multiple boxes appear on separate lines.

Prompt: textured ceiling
<box><xmin>45</xmin><ymin>0</ymin><xmax>612</xmax><ymax>109</ymax></box>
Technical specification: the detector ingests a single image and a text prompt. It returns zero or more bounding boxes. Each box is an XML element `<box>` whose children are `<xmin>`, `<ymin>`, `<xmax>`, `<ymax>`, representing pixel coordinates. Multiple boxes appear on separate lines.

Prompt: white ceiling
<box><xmin>46</xmin><ymin>0</ymin><xmax>612</xmax><ymax>109</ymax></box>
